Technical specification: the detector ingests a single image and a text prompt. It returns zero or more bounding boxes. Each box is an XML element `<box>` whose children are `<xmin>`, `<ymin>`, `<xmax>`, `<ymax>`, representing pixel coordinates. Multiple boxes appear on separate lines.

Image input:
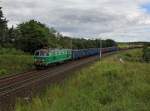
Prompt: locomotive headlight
<box><xmin>42</xmin><ymin>59</ymin><xmax>45</xmax><ymax>62</ymax></box>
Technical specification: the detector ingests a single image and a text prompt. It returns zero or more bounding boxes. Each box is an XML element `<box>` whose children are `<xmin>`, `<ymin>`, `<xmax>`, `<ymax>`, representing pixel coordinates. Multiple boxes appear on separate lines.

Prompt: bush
<box><xmin>0</xmin><ymin>69</ymin><xmax>7</xmax><ymax>76</ymax></box>
<box><xmin>0</xmin><ymin>48</ymin><xmax>25</xmax><ymax>55</ymax></box>
<box><xmin>15</xmin><ymin>20</ymin><xmax>49</xmax><ymax>53</ymax></box>
<box><xmin>0</xmin><ymin>48</ymin><xmax>33</xmax><ymax>77</ymax></box>
<box><xmin>119</xmin><ymin>49</ymin><xmax>143</xmax><ymax>62</ymax></box>
<box><xmin>143</xmin><ymin>46</ymin><xmax>150</xmax><ymax>62</ymax></box>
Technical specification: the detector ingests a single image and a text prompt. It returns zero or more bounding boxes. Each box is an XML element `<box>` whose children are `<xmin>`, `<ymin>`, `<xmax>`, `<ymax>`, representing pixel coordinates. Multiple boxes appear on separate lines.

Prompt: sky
<box><xmin>1</xmin><ymin>0</ymin><xmax>150</xmax><ymax>42</ymax></box>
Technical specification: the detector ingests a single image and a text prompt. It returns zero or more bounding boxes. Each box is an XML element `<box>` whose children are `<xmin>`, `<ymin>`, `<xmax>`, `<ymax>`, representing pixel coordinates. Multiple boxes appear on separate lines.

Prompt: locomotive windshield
<box><xmin>35</xmin><ymin>49</ymin><xmax>48</xmax><ymax>56</ymax></box>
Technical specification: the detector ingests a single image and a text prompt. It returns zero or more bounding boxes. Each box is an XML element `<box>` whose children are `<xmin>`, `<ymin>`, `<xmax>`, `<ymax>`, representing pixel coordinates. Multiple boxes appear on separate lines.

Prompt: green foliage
<box><xmin>71</xmin><ymin>38</ymin><xmax>116</xmax><ymax>49</ymax></box>
<box><xmin>15</xmin><ymin>20</ymin><xmax>50</xmax><ymax>53</ymax></box>
<box><xmin>0</xmin><ymin>48</ymin><xmax>25</xmax><ymax>55</ymax></box>
<box><xmin>0</xmin><ymin>48</ymin><xmax>33</xmax><ymax>77</ymax></box>
<box><xmin>105</xmin><ymin>39</ymin><xmax>117</xmax><ymax>47</ymax></box>
<box><xmin>15</xmin><ymin>50</ymin><xmax>150</xmax><ymax>111</ymax></box>
<box><xmin>0</xmin><ymin>69</ymin><xmax>7</xmax><ymax>76</ymax></box>
<box><xmin>0</xmin><ymin>7</ymin><xmax>8</xmax><ymax>46</ymax></box>
<box><xmin>118</xmin><ymin>43</ymin><xmax>129</xmax><ymax>48</ymax></box>
<box><xmin>119</xmin><ymin>49</ymin><xmax>143</xmax><ymax>62</ymax></box>
<box><xmin>143</xmin><ymin>45</ymin><xmax>150</xmax><ymax>62</ymax></box>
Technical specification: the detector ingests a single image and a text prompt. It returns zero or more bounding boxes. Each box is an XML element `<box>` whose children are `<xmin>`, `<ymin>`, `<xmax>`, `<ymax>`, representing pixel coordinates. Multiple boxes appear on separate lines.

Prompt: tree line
<box><xmin>0</xmin><ymin>7</ymin><xmax>117</xmax><ymax>53</ymax></box>
<box><xmin>143</xmin><ymin>44</ymin><xmax>150</xmax><ymax>62</ymax></box>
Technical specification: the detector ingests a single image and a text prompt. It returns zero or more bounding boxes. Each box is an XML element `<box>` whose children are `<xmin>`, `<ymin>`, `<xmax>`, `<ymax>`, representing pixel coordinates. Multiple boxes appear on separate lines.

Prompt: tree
<box><xmin>7</xmin><ymin>26</ymin><xmax>17</xmax><ymax>43</ymax></box>
<box><xmin>0</xmin><ymin>7</ymin><xmax>8</xmax><ymax>46</ymax></box>
<box><xmin>16</xmin><ymin>20</ymin><xmax>50</xmax><ymax>53</ymax></box>
<box><xmin>105</xmin><ymin>39</ymin><xmax>117</xmax><ymax>47</ymax></box>
<box><xmin>143</xmin><ymin>44</ymin><xmax>150</xmax><ymax>62</ymax></box>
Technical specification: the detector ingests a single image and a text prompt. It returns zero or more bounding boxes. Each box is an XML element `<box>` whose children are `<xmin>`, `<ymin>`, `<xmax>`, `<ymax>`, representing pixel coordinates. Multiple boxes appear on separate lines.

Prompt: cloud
<box><xmin>1</xmin><ymin>0</ymin><xmax>150</xmax><ymax>42</ymax></box>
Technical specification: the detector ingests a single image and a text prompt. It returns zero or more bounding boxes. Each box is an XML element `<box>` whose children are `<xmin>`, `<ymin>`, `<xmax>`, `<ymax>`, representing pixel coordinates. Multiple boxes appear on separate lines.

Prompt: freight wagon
<box><xmin>72</xmin><ymin>48</ymin><xmax>100</xmax><ymax>60</ymax></box>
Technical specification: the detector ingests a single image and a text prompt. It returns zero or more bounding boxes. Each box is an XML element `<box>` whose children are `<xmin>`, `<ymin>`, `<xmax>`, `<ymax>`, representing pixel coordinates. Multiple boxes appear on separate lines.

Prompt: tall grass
<box><xmin>15</xmin><ymin>50</ymin><xmax>150</xmax><ymax>111</ymax></box>
<box><xmin>118</xmin><ymin>43</ymin><xmax>129</xmax><ymax>48</ymax></box>
<box><xmin>0</xmin><ymin>48</ymin><xmax>33</xmax><ymax>77</ymax></box>
<box><xmin>118</xmin><ymin>49</ymin><xmax>143</xmax><ymax>62</ymax></box>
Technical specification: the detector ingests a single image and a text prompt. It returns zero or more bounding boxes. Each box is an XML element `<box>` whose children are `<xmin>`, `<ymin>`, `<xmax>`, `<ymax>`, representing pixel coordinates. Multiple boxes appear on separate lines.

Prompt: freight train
<box><xmin>34</xmin><ymin>47</ymin><xmax>118</xmax><ymax>68</ymax></box>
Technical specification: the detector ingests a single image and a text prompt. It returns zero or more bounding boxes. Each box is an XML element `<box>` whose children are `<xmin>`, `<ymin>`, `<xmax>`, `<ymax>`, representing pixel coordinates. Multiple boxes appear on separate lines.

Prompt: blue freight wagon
<box><xmin>72</xmin><ymin>48</ymin><xmax>100</xmax><ymax>60</ymax></box>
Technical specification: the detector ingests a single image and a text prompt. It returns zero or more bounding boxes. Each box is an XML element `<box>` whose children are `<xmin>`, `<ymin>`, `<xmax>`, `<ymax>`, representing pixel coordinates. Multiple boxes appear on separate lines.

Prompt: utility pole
<box><xmin>71</xmin><ymin>38</ymin><xmax>72</xmax><ymax>57</ymax></box>
<box><xmin>71</xmin><ymin>38</ymin><xmax>73</xmax><ymax>51</ymax></box>
<box><xmin>99</xmin><ymin>38</ymin><xmax>102</xmax><ymax>61</ymax></box>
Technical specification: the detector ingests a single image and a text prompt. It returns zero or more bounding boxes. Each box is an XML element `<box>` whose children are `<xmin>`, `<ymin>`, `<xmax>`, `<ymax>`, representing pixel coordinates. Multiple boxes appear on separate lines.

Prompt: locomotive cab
<box><xmin>34</xmin><ymin>49</ymin><xmax>48</xmax><ymax>56</ymax></box>
<box><xmin>34</xmin><ymin>49</ymin><xmax>49</xmax><ymax>67</ymax></box>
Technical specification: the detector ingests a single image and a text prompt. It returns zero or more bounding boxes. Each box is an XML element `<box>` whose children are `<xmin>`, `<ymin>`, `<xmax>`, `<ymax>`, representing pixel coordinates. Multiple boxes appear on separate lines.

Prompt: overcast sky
<box><xmin>1</xmin><ymin>0</ymin><xmax>150</xmax><ymax>42</ymax></box>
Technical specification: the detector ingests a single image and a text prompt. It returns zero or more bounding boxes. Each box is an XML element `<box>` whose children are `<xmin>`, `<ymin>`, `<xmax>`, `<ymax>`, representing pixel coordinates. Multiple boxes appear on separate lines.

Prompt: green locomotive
<box><xmin>34</xmin><ymin>49</ymin><xmax>72</xmax><ymax>68</ymax></box>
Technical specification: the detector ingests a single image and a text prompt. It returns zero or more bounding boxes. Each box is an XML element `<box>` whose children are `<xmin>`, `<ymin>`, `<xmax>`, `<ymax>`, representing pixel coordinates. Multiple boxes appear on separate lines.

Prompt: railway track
<box><xmin>0</xmin><ymin>55</ymin><xmax>99</xmax><ymax>97</ymax></box>
<box><xmin>0</xmin><ymin>51</ymin><xmax>120</xmax><ymax>111</ymax></box>
<box><xmin>0</xmin><ymin>49</ymin><xmax>141</xmax><ymax>111</ymax></box>
<box><xmin>0</xmin><ymin>50</ymin><xmax>119</xmax><ymax>98</ymax></box>
<box><xmin>0</xmin><ymin>51</ymin><xmax>119</xmax><ymax>98</ymax></box>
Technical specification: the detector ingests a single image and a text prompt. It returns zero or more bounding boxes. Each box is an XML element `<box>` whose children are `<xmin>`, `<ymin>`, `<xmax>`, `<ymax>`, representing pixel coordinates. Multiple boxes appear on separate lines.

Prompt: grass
<box><xmin>118</xmin><ymin>43</ymin><xmax>129</xmax><ymax>48</ymax></box>
<box><xmin>0</xmin><ymin>48</ymin><xmax>34</xmax><ymax>77</ymax></box>
<box><xmin>118</xmin><ymin>49</ymin><xmax>143</xmax><ymax>62</ymax></box>
<box><xmin>15</xmin><ymin>49</ymin><xmax>150</xmax><ymax>111</ymax></box>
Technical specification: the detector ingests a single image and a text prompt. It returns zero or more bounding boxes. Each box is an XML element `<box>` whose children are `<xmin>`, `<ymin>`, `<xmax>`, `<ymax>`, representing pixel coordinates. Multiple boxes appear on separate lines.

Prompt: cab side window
<box><xmin>35</xmin><ymin>51</ymin><xmax>39</xmax><ymax>56</ymax></box>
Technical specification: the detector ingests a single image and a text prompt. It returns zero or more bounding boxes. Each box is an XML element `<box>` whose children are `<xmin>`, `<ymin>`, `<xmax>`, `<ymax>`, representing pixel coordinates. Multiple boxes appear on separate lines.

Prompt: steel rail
<box><xmin>0</xmin><ymin>56</ymin><xmax>98</xmax><ymax>97</ymax></box>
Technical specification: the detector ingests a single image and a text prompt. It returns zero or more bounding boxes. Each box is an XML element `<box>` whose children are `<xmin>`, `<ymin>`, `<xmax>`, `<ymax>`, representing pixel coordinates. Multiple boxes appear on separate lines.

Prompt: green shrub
<box><xmin>119</xmin><ymin>49</ymin><xmax>143</xmax><ymax>62</ymax></box>
<box><xmin>143</xmin><ymin>47</ymin><xmax>150</xmax><ymax>62</ymax></box>
<box><xmin>0</xmin><ymin>48</ymin><xmax>33</xmax><ymax>77</ymax></box>
<box><xmin>0</xmin><ymin>48</ymin><xmax>25</xmax><ymax>55</ymax></box>
<box><xmin>0</xmin><ymin>69</ymin><xmax>7</xmax><ymax>76</ymax></box>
